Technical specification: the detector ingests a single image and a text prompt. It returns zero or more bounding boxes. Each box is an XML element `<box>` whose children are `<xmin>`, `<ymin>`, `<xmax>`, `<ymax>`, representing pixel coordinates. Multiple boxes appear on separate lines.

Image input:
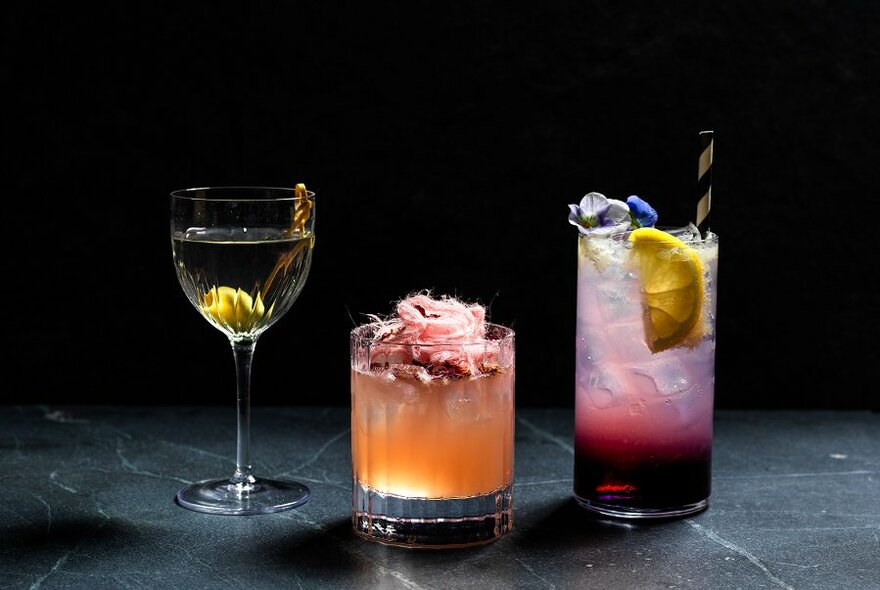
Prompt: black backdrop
<box><xmin>5</xmin><ymin>2</ymin><xmax>878</xmax><ymax>410</ymax></box>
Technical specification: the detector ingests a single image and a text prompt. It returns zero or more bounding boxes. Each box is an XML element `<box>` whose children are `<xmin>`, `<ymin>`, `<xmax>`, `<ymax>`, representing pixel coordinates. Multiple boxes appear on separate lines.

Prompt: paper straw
<box><xmin>696</xmin><ymin>130</ymin><xmax>713</xmax><ymax>235</ymax></box>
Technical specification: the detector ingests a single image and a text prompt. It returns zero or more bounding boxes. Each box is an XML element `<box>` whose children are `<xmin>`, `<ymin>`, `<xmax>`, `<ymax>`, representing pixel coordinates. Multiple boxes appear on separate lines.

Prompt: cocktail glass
<box><xmin>574</xmin><ymin>226</ymin><xmax>719</xmax><ymax>518</ymax></box>
<box><xmin>170</xmin><ymin>186</ymin><xmax>315</xmax><ymax>515</ymax></box>
<box><xmin>350</xmin><ymin>322</ymin><xmax>515</xmax><ymax>547</ymax></box>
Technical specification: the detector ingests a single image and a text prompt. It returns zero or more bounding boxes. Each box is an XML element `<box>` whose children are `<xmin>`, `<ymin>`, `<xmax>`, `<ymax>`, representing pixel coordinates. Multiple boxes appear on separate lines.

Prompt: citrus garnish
<box><xmin>628</xmin><ymin>228</ymin><xmax>704</xmax><ymax>353</ymax></box>
<box><xmin>200</xmin><ymin>286</ymin><xmax>270</xmax><ymax>333</ymax></box>
<box><xmin>292</xmin><ymin>183</ymin><xmax>312</xmax><ymax>236</ymax></box>
<box><xmin>262</xmin><ymin>181</ymin><xmax>313</xmax><ymax>297</ymax></box>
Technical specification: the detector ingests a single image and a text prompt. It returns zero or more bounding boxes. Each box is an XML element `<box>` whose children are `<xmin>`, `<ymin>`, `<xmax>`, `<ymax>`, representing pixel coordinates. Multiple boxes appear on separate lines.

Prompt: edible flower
<box><xmin>626</xmin><ymin>195</ymin><xmax>658</xmax><ymax>228</ymax></box>
<box><xmin>567</xmin><ymin>192</ymin><xmax>630</xmax><ymax>235</ymax></box>
<box><xmin>568</xmin><ymin>192</ymin><xmax>657</xmax><ymax>234</ymax></box>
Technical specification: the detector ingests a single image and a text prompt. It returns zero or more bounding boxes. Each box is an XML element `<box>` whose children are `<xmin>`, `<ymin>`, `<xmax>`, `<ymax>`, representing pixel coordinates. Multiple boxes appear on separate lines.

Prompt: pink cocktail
<box><xmin>574</xmin><ymin>229</ymin><xmax>718</xmax><ymax>518</ymax></box>
<box><xmin>568</xmin><ymin>194</ymin><xmax>720</xmax><ymax>518</ymax></box>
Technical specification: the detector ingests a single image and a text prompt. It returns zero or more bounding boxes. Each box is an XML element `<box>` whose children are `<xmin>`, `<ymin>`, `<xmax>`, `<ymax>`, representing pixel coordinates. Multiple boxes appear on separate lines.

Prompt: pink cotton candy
<box><xmin>388</xmin><ymin>294</ymin><xmax>486</xmax><ymax>343</ymax></box>
<box><xmin>371</xmin><ymin>294</ymin><xmax>499</xmax><ymax>377</ymax></box>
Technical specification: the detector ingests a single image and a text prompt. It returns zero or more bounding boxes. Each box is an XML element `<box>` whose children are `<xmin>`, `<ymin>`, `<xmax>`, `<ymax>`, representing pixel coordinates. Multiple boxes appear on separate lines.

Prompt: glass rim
<box><xmin>578</xmin><ymin>226</ymin><xmax>718</xmax><ymax>244</ymax></box>
<box><xmin>170</xmin><ymin>186</ymin><xmax>316</xmax><ymax>202</ymax></box>
<box><xmin>351</xmin><ymin>321</ymin><xmax>514</xmax><ymax>347</ymax></box>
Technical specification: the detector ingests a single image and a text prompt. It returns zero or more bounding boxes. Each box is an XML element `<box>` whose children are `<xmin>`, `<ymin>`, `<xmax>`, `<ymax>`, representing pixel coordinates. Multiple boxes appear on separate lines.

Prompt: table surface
<box><xmin>1</xmin><ymin>406</ymin><xmax>877</xmax><ymax>590</ymax></box>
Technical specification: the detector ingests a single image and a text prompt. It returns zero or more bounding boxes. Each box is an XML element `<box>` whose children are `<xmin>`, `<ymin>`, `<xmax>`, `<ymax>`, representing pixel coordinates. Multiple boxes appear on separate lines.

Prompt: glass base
<box><xmin>352</xmin><ymin>482</ymin><xmax>513</xmax><ymax>548</ymax></box>
<box><xmin>176</xmin><ymin>477</ymin><xmax>310</xmax><ymax>515</ymax></box>
<box><xmin>574</xmin><ymin>495</ymin><xmax>708</xmax><ymax>520</ymax></box>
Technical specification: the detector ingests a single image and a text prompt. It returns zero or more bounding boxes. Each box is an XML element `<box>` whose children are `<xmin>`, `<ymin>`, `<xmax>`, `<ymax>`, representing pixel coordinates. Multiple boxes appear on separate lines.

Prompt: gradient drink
<box><xmin>569</xmin><ymin>193</ymin><xmax>718</xmax><ymax>518</ymax></box>
<box><xmin>350</xmin><ymin>294</ymin><xmax>515</xmax><ymax>546</ymax></box>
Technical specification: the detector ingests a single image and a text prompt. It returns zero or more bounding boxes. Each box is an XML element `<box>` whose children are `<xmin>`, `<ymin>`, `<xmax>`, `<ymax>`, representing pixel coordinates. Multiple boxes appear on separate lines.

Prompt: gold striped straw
<box><xmin>696</xmin><ymin>130</ymin><xmax>713</xmax><ymax>236</ymax></box>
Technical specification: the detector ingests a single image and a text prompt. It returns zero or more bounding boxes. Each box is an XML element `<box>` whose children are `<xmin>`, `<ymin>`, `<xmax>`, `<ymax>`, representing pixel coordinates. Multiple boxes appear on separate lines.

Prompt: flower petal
<box><xmin>602</xmin><ymin>199</ymin><xmax>630</xmax><ymax>225</ymax></box>
<box><xmin>579</xmin><ymin>192</ymin><xmax>609</xmax><ymax>214</ymax></box>
<box><xmin>568</xmin><ymin>203</ymin><xmax>600</xmax><ymax>230</ymax></box>
<box><xmin>626</xmin><ymin>195</ymin><xmax>658</xmax><ymax>228</ymax></box>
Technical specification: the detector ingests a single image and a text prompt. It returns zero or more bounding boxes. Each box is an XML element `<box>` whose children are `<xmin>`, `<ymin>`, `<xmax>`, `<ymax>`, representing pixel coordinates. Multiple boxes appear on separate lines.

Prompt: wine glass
<box><xmin>170</xmin><ymin>185</ymin><xmax>315</xmax><ymax>515</ymax></box>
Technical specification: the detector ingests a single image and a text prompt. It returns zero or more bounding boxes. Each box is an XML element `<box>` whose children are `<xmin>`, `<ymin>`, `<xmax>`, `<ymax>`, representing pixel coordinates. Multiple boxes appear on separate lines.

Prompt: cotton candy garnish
<box><xmin>369</xmin><ymin>293</ymin><xmax>501</xmax><ymax>380</ymax></box>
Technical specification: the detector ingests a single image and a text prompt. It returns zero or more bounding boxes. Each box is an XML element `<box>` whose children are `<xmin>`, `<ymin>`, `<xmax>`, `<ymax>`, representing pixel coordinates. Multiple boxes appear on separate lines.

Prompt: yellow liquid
<box><xmin>172</xmin><ymin>227</ymin><xmax>313</xmax><ymax>338</ymax></box>
<box><xmin>351</xmin><ymin>369</ymin><xmax>515</xmax><ymax>498</ymax></box>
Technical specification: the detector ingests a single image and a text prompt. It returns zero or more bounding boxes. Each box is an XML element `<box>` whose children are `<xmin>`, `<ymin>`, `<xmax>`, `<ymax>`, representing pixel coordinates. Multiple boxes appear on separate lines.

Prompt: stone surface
<box><xmin>0</xmin><ymin>406</ymin><xmax>878</xmax><ymax>589</ymax></box>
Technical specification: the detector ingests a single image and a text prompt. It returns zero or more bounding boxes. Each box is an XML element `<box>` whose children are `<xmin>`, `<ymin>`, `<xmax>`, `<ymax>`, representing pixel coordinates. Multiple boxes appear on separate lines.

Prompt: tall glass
<box><xmin>574</xmin><ymin>228</ymin><xmax>719</xmax><ymax>518</ymax></box>
<box><xmin>350</xmin><ymin>323</ymin><xmax>515</xmax><ymax>547</ymax></box>
<box><xmin>170</xmin><ymin>186</ymin><xmax>315</xmax><ymax>515</ymax></box>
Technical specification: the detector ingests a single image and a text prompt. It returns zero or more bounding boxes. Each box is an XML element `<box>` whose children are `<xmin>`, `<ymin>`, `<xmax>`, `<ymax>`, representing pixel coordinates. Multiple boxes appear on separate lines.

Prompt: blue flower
<box><xmin>567</xmin><ymin>192</ymin><xmax>630</xmax><ymax>235</ymax></box>
<box><xmin>626</xmin><ymin>195</ymin><xmax>658</xmax><ymax>228</ymax></box>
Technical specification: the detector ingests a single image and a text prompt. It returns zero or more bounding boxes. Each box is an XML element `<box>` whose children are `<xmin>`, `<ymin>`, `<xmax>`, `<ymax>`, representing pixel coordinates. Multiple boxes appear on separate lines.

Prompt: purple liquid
<box><xmin>574</xmin><ymin>446</ymin><xmax>711</xmax><ymax>516</ymax></box>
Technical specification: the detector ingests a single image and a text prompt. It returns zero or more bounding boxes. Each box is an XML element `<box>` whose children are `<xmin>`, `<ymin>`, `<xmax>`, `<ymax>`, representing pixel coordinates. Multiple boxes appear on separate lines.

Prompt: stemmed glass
<box><xmin>170</xmin><ymin>185</ymin><xmax>315</xmax><ymax>515</ymax></box>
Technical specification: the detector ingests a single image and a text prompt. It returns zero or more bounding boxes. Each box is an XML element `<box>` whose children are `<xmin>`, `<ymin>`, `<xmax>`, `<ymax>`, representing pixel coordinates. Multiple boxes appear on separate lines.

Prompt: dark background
<box><xmin>4</xmin><ymin>2</ymin><xmax>878</xmax><ymax>410</ymax></box>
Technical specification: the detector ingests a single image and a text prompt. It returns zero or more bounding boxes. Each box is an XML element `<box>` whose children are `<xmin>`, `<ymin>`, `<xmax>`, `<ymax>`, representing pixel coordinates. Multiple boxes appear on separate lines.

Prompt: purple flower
<box><xmin>626</xmin><ymin>195</ymin><xmax>658</xmax><ymax>228</ymax></box>
<box><xmin>567</xmin><ymin>192</ymin><xmax>630</xmax><ymax>235</ymax></box>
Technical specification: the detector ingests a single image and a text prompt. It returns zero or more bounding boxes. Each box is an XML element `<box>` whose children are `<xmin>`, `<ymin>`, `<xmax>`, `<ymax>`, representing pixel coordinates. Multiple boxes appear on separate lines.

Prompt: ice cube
<box><xmin>673</xmin><ymin>383</ymin><xmax>713</xmax><ymax>431</ymax></box>
<box><xmin>596</xmin><ymin>282</ymin><xmax>639</xmax><ymax>323</ymax></box>
<box><xmin>628</xmin><ymin>358</ymin><xmax>692</xmax><ymax>400</ymax></box>
<box><xmin>576</xmin><ymin>324</ymin><xmax>611</xmax><ymax>366</ymax></box>
<box><xmin>445</xmin><ymin>380</ymin><xmax>478</xmax><ymax>421</ymax></box>
<box><xmin>578</xmin><ymin>237</ymin><xmax>622</xmax><ymax>273</ymax></box>
<box><xmin>391</xmin><ymin>378</ymin><xmax>421</xmax><ymax>405</ymax></box>
<box><xmin>604</xmin><ymin>321</ymin><xmax>652</xmax><ymax>361</ymax></box>
<box><xmin>577</xmin><ymin>363</ymin><xmax>623</xmax><ymax>409</ymax></box>
<box><xmin>624</xmin><ymin>359</ymin><xmax>715</xmax><ymax>434</ymax></box>
<box><xmin>668</xmin><ymin>222</ymin><xmax>701</xmax><ymax>243</ymax></box>
<box><xmin>370</xmin><ymin>344</ymin><xmax>413</xmax><ymax>366</ymax></box>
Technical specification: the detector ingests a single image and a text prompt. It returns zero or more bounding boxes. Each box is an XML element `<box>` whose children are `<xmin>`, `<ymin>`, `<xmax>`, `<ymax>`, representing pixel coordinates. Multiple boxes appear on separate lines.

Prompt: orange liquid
<box><xmin>351</xmin><ymin>369</ymin><xmax>515</xmax><ymax>498</ymax></box>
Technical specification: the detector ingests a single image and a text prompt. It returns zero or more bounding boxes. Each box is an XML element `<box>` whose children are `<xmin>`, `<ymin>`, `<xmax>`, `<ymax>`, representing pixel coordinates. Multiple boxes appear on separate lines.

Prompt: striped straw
<box><xmin>696</xmin><ymin>130</ymin><xmax>714</xmax><ymax>235</ymax></box>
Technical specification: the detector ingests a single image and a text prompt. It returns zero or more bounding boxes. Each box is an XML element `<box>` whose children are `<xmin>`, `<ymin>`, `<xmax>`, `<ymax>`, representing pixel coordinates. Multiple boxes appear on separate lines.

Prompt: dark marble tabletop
<box><xmin>1</xmin><ymin>406</ymin><xmax>877</xmax><ymax>589</ymax></box>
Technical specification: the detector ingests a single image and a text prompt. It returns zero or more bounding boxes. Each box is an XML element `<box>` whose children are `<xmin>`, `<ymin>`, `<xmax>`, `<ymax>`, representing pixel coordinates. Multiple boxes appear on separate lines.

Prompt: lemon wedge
<box><xmin>200</xmin><ymin>286</ymin><xmax>268</xmax><ymax>333</ymax></box>
<box><xmin>628</xmin><ymin>228</ymin><xmax>704</xmax><ymax>353</ymax></box>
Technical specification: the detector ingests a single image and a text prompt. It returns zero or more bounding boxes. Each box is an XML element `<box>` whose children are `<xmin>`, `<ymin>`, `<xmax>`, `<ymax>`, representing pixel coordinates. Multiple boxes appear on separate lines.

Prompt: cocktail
<box><xmin>170</xmin><ymin>185</ymin><xmax>315</xmax><ymax>515</ymax></box>
<box><xmin>569</xmin><ymin>193</ymin><xmax>718</xmax><ymax>518</ymax></box>
<box><xmin>350</xmin><ymin>293</ymin><xmax>515</xmax><ymax>547</ymax></box>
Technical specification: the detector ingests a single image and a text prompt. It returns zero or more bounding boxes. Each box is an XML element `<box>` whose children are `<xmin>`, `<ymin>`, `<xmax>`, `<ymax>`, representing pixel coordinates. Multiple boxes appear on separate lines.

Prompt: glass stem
<box><xmin>230</xmin><ymin>339</ymin><xmax>257</xmax><ymax>487</ymax></box>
